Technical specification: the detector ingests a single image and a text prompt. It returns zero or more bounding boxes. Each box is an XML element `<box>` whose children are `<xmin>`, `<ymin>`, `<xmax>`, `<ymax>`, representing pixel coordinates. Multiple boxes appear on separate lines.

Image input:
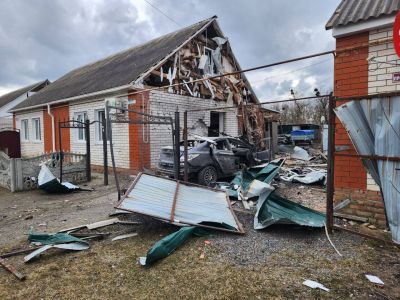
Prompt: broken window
<box><xmin>215</xmin><ymin>139</ymin><xmax>229</xmax><ymax>150</ymax></box>
<box><xmin>203</xmin><ymin>47</ymin><xmax>217</xmax><ymax>75</ymax></box>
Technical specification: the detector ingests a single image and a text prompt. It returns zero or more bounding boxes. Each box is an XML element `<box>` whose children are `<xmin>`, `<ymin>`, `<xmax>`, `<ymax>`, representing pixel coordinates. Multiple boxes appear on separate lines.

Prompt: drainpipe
<box><xmin>47</xmin><ymin>104</ymin><xmax>56</xmax><ymax>152</ymax></box>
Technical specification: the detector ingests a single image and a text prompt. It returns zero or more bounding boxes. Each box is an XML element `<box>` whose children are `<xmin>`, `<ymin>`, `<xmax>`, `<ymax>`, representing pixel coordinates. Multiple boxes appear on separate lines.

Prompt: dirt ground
<box><xmin>0</xmin><ymin>173</ymin><xmax>399</xmax><ymax>299</ymax></box>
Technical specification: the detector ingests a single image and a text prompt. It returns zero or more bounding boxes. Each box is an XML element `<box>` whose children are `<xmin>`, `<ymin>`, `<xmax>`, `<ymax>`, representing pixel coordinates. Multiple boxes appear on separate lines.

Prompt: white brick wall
<box><xmin>367</xmin><ymin>172</ymin><xmax>380</xmax><ymax>191</ymax></box>
<box><xmin>149</xmin><ymin>91</ymin><xmax>239</xmax><ymax>167</ymax></box>
<box><xmin>15</xmin><ymin>110</ymin><xmax>44</xmax><ymax>157</ymax></box>
<box><xmin>368</xmin><ymin>26</ymin><xmax>400</xmax><ymax>94</ymax></box>
<box><xmin>366</xmin><ymin>26</ymin><xmax>395</xmax><ymax>192</ymax></box>
<box><xmin>69</xmin><ymin>99</ymin><xmax>129</xmax><ymax>169</ymax></box>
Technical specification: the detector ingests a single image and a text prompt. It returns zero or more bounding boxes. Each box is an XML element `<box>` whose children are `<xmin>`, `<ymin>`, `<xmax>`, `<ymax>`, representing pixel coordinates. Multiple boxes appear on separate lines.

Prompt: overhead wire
<box><xmin>143</xmin><ymin>0</ymin><xmax>181</xmax><ymax>27</ymax></box>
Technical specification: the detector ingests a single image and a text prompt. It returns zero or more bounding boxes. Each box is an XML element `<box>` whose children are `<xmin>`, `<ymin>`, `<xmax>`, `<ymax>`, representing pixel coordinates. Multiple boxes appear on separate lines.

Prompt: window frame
<box><xmin>21</xmin><ymin>119</ymin><xmax>29</xmax><ymax>141</ymax></box>
<box><xmin>74</xmin><ymin>111</ymin><xmax>87</xmax><ymax>142</ymax></box>
<box><xmin>95</xmin><ymin>109</ymin><xmax>107</xmax><ymax>143</ymax></box>
<box><xmin>32</xmin><ymin>118</ymin><xmax>41</xmax><ymax>142</ymax></box>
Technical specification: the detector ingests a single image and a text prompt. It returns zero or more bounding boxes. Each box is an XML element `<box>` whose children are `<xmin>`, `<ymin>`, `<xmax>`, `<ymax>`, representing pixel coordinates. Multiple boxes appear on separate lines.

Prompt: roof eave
<box><xmin>10</xmin><ymin>83</ymin><xmax>133</xmax><ymax>113</ymax></box>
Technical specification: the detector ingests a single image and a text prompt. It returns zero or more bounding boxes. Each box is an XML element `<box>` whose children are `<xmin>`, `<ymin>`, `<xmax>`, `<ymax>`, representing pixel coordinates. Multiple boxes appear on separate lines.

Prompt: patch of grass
<box><xmin>0</xmin><ymin>232</ymin><xmax>399</xmax><ymax>299</ymax></box>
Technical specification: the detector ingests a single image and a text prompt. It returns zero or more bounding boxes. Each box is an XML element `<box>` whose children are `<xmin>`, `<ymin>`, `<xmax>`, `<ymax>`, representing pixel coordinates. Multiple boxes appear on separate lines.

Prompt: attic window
<box><xmin>203</xmin><ymin>47</ymin><xmax>217</xmax><ymax>75</ymax></box>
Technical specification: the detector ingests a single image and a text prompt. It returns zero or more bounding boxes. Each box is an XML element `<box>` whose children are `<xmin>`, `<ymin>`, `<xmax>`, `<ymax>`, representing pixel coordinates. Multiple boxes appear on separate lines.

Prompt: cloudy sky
<box><xmin>0</xmin><ymin>0</ymin><xmax>340</xmax><ymax>101</ymax></box>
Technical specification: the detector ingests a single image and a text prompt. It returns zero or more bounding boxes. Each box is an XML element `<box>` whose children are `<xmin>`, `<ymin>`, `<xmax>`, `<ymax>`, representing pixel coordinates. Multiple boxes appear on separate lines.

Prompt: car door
<box><xmin>212</xmin><ymin>138</ymin><xmax>238</xmax><ymax>176</ymax></box>
<box><xmin>228</xmin><ymin>138</ymin><xmax>252</xmax><ymax>166</ymax></box>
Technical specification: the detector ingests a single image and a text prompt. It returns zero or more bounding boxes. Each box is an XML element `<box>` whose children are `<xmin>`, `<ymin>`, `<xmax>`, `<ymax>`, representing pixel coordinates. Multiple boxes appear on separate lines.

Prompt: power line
<box><xmin>143</xmin><ymin>0</ymin><xmax>181</xmax><ymax>27</ymax></box>
<box><xmin>250</xmin><ymin>58</ymin><xmax>332</xmax><ymax>84</ymax></box>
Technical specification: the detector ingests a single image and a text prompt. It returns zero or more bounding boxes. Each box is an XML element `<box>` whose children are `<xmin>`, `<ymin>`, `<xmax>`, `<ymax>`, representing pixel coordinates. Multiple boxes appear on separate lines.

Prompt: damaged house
<box><xmin>9</xmin><ymin>16</ymin><xmax>279</xmax><ymax>172</ymax></box>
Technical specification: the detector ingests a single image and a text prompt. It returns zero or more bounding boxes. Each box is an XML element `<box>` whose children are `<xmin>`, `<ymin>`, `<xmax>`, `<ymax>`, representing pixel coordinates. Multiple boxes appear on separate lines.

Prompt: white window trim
<box><xmin>21</xmin><ymin>119</ymin><xmax>29</xmax><ymax>141</ymax></box>
<box><xmin>74</xmin><ymin>111</ymin><xmax>87</xmax><ymax>143</ymax></box>
<box><xmin>95</xmin><ymin>109</ymin><xmax>107</xmax><ymax>144</ymax></box>
<box><xmin>31</xmin><ymin>118</ymin><xmax>41</xmax><ymax>142</ymax></box>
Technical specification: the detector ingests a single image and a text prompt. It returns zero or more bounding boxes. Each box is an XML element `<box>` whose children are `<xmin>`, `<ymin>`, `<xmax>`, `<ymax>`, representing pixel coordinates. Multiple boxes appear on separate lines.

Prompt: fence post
<box><xmin>183</xmin><ymin>111</ymin><xmax>188</xmax><ymax>182</ymax></box>
<box><xmin>85</xmin><ymin>119</ymin><xmax>91</xmax><ymax>182</ymax></box>
<box><xmin>326</xmin><ymin>93</ymin><xmax>335</xmax><ymax>234</ymax></box>
<box><xmin>58</xmin><ymin>120</ymin><xmax>63</xmax><ymax>182</ymax></box>
<box><xmin>10</xmin><ymin>158</ymin><xmax>15</xmax><ymax>192</ymax></box>
<box><xmin>174</xmin><ymin>110</ymin><xmax>180</xmax><ymax>180</ymax></box>
<box><xmin>102</xmin><ymin>116</ymin><xmax>108</xmax><ymax>186</ymax></box>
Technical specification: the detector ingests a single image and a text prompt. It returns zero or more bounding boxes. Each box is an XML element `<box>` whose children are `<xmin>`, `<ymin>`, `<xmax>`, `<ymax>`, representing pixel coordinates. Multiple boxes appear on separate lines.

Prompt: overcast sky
<box><xmin>0</xmin><ymin>0</ymin><xmax>340</xmax><ymax>101</ymax></box>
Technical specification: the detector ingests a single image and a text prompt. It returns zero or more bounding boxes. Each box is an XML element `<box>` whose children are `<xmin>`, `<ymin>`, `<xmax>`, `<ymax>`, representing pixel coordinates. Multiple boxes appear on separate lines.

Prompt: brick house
<box><xmin>9</xmin><ymin>16</ymin><xmax>279</xmax><ymax>173</ymax></box>
<box><xmin>326</xmin><ymin>0</ymin><xmax>400</xmax><ymax>226</ymax></box>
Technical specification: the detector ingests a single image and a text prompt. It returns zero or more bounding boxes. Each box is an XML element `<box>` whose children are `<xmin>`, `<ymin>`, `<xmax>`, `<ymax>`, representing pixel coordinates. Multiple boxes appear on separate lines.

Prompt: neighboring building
<box><xmin>326</xmin><ymin>0</ymin><xmax>400</xmax><ymax>226</ymax></box>
<box><xmin>10</xmin><ymin>17</ymin><xmax>279</xmax><ymax>171</ymax></box>
<box><xmin>0</xmin><ymin>80</ymin><xmax>49</xmax><ymax>128</ymax></box>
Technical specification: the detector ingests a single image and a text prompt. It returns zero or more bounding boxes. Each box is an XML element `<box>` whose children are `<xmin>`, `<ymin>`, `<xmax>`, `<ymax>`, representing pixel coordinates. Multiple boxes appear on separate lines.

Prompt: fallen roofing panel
<box><xmin>254</xmin><ymin>190</ymin><xmax>325</xmax><ymax>230</ymax></box>
<box><xmin>335</xmin><ymin>97</ymin><xmax>400</xmax><ymax>244</ymax></box>
<box><xmin>38</xmin><ymin>164</ymin><xmax>80</xmax><ymax>193</ymax></box>
<box><xmin>116</xmin><ymin>173</ymin><xmax>244</xmax><ymax>234</ymax></box>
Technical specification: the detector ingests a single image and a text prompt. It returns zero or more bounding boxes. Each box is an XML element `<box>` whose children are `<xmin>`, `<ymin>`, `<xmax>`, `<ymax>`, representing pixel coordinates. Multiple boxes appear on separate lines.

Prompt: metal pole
<box><xmin>102</xmin><ymin>116</ymin><xmax>108</xmax><ymax>186</ymax></box>
<box><xmin>85</xmin><ymin>119</ymin><xmax>91</xmax><ymax>182</ymax></box>
<box><xmin>183</xmin><ymin>111</ymin><xmax>188</xmax><ymax>182</ymax></box>
<box><xmin>106</xmin><ymin>101</ymin><xmax>121</xmax><ymax>200</ymax></box>
<box><xmin>58</xmin><ymin>120</ymin><xmax>63</xmax><ymax>183</ymax></box>
<box><xmin>326</xmin><ymin>93</ymin><xmax>335</xmax><ymax>234</ymax></box>
<box><xmin>174</xmin><ymin>110</ymin><xmax>180</xmax><ymax>180</ymax></box>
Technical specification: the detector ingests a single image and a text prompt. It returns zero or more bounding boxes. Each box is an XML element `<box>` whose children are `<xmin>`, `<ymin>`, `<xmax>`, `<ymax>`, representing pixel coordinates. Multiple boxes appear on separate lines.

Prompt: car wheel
<box><xmin>198</xmin><ymin>166</ymin><xmax>218</xmax><ymax>186</ymax></box>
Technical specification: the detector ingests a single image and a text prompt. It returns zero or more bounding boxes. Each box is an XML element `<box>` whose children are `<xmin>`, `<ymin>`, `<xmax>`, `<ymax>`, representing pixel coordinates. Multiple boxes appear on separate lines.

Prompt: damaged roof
<box><xmin>12</xmin><ymin>17</ymin><xmax>215</xmax><ymax>111</ymax></box>
<box><xmin>0</xmin><ymin>80</ymin><xmax>49</xmax><ymax>109</ymax></box>
<box><xmin>326</xmin><ymin>0</ymin><xmax>400</xmax><ymax>29</ymax></box>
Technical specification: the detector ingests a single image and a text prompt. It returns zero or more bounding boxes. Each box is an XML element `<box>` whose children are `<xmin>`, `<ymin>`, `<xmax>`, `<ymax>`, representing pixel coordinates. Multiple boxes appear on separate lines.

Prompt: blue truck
<box><xmin>290</xmin><ymin>129</ymin><xmax>315</xmax><ymax>145</ymax></box>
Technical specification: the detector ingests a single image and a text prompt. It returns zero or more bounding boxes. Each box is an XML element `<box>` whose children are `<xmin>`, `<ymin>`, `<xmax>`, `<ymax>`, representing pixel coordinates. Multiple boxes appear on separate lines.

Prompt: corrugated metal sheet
<box><xmin>335</xmin><ymin>97</ymin><xmax>400</xmax><ymax>243</ymax></box>
<box><xmin>116</xmin><ymin>173</ymin><xmax>244</xmax><ymax>233</ymax></box>
<box><xmin>326</xmin><ymin>0</ymin><xmax>400</xmax><ymax>29</ymax></box>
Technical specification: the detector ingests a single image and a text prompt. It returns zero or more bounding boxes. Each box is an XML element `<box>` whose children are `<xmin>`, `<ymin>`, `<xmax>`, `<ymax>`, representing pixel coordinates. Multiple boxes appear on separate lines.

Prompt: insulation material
<box><xmin>335</xmin><ymin>97</ymin><xmax>400</xmax><ymax>243</ymax></box>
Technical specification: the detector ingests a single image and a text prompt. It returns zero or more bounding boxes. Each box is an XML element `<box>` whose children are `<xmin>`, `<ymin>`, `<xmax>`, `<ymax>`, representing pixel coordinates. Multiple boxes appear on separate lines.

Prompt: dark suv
<box><xmin>158</xmin><ymin>136</ymin><xmax>267</xmax><ymax>185</ymax></box>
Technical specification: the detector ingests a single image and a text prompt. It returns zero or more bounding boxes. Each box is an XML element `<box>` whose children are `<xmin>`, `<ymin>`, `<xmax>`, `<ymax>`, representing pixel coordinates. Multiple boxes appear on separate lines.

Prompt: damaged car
<box><xmin>158</xmin><ymin>136</ymin><xmax>269</xmax><ymax>186</ymax></box>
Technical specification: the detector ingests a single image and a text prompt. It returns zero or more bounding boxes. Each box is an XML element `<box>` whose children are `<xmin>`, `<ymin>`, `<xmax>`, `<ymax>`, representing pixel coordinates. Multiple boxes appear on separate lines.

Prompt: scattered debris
<box><xmin>280</xmin><ymin>167</ymin><xmax>326</xmax><ymax>185</ymax></box>
<box><xmin>0</xmin><ymin>258</ymin><xmax>26</xmax><ymax>281</ymax></box>
<box><xmin>303</xmin><ymin>279</ymin><xmax>330</xmax><ymax>292</ymax></box>
<box><xmin>254</xmin><ymin>191</ymin><xmax>325</xmax><ymax>229</ymax></box>
<box><xmin>139</xmin><ymin>226</ymin><xmax>208</xmax><ymax>266</ymax></box>
<box><xmin>365</xmin><ymin>274</ymin><xmax>384</xmax><ymax>285</ymax></box>
<box><xmin>111</xmin><ymin>233</ymin><xmax>138</xmax><ymax>241</ymax></box>
<box><xmin>334</xmin><ymin>213</ymin><xmax>368</xmax><ymax>223</ymax></box>
<box><xmin>333</xmin><ymin>199</ymin><xmax>351</xmax><ymax>212</ymax></box>
<box><xmin>24</xmin><ymin>242</ymin><xmax>89</xmax><ymax>263</ymax></box>
<box><xmin>24</xmin><ymin>231</ymin><xmax>89</xmax><ymax>262</ymax></box>
<box><xmin>199</xmin><ymin>240</ymin><xmax>210</xmax><ymax>259</ymax></box>
<box><xmin>117</xmin><ymin>173</ymin><xmax>244</xmax><ymax>234</ymax></box>
<box><xmin>38</xmin><ymin>164</ymin><xmax>80</xmax><ymax>193</ymax></box>
<box><xmin>227</xmin><ymin>158</ymin><xmax>285</xmax><ymax>200</ymax></box>
<box><xmin>291</xmin><ymin>146</ymin><xmax>312</xmax><ymax>161</ymax></box>
<box><xmin>58</xmin><ymin>218</ymin><xmax>140</xmax><ymax>233</ymax></box>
